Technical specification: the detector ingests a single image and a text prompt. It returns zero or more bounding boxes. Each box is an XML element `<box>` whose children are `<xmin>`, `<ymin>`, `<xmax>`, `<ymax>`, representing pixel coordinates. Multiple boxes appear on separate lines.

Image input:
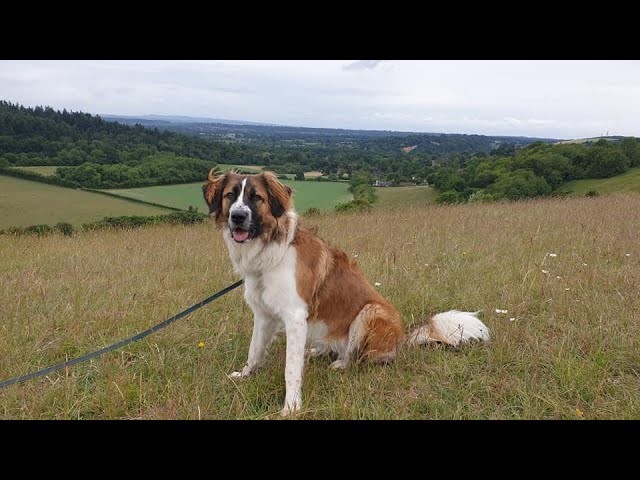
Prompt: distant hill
<box><xmin>101</xmin><ymin>114</ymin><xmax>274</xmax><ymax>126</ymax></box>
<box><xmin>556</xmin><ymin>136</ymin><xmax>626</xmax><ymax>145</ymax></box>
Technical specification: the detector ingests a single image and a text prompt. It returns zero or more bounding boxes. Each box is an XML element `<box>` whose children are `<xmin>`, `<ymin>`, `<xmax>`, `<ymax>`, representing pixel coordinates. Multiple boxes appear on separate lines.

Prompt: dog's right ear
<box><xmin>203</xmin><ymin>168</ymin><xmax>227</xmax><ymax>215</ymax></box>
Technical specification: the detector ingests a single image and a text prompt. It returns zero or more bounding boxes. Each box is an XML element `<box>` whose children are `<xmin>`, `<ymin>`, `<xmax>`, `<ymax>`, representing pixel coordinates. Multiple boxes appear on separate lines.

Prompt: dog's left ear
<box><xmin>202</xmin><ymin>168</ymin><xmax>227</xmax><ymax>215</ymax></box>
<box><xmin>261</xmin><ymin>171</ymin><xmax>292</xmax><ymax>217</ymax></box>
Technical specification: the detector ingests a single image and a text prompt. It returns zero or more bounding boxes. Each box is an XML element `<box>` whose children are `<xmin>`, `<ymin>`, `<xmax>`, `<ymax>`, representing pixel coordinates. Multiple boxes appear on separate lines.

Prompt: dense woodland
<box><xmin>1</xmin><ymin>101</ymin><xmax>638</xmax><ymax>200</ymax></box>
<box><xmin>429</xmin><ymin>138</ymin><xmax>640</xmax><ymax>202</ymax></box>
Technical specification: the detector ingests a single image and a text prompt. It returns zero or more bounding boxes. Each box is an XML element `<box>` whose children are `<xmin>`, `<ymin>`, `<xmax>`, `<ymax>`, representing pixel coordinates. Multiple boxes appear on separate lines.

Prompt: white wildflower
<box><xmin>509</xmin><ymin>317</ymin><xmax>516</xmax><ymax>322</ymax></box>
<box><xmin>565</xmin><ymin>288</ymin><xmax>570</xmax><ymax>291</ymax></box>
<box><xmin>549</xmin><ymin>253</ymin><xmax>558</xmax><ymax>257</ymax></box>
<box><xmin>556</xmin><ymin>276</ymin><xmax>562</xmax><ymax>279</ymax></box>
<box><xmin>582</xmin><ymin>263</ymin><xmax>588</xmax><ymax>266</ymax></box>
<box><xmin>541</xmin><ymin>269</ymin><xmax>549</xmax><ymax>274</ymax></box>
<box><xmin>495</xmin><ymin>309</ymin><xmax>508</xmax><ymax>314</ymax></box>
<box><xmin>625</xmin><ymin>253</ymin><xmax>631</xmax><ymax>257</ymax></box>
<box><xmin>374</xmin><ymin>282</ymin><xmax>381</xmax><ymax>287</ymax></box>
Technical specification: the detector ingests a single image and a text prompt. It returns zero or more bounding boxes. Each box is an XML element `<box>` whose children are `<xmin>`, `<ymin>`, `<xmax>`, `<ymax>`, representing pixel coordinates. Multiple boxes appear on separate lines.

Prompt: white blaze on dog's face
<box><xmin>202</xmin><ymin>170</ymin><xmax>294</xmax><ymax>243</ymax></box>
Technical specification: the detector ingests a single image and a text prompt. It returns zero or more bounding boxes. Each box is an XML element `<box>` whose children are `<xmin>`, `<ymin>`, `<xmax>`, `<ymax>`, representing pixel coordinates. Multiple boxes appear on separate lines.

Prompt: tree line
<box><xmin>1</xmin><ymin>101</ymin><xmax>638</xmax><ymax>198</ymax></box>
<box><xmin>428</xmin><ymin>139</ymin><xmax>640</xmax><ymax>203</ymax></box>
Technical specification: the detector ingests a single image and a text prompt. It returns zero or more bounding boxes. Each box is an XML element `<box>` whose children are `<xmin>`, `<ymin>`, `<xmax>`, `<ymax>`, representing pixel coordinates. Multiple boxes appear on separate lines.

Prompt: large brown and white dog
<box><xmin>203</xmin><ymin>169</ymin><xmax>490</xmax><ymax>415</ymax></box>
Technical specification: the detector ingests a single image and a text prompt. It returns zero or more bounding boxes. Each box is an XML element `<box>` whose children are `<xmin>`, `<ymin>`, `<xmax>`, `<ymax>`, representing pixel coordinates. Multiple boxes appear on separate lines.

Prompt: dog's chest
<box><xmin>242</xmin><ymin>249</ymin><xmax>307</xmax><ymax>320</ymax></box>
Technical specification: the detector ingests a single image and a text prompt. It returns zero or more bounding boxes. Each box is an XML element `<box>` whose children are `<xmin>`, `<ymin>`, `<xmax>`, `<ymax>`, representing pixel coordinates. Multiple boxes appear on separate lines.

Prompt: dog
<box><xmin>203</xmin><ymin>169</ymin><xmax>490</xmax><ymax>416</ymax></box>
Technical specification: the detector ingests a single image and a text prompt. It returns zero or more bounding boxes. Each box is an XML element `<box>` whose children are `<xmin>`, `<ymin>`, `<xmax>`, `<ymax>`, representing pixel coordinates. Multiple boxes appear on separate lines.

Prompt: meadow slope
<box><xmin>104</xmin><ymin>180</ymin><xmax>352</xmax><ymax>214</ymax></box>
<box><xmin>0</xmin><ymin>193</ymin><xmax>639</xmax><ymax>419</ymax></box>
<box><xmin>0</xmin><ymin>175</ymin><xmax>172</xmax><ymax>229</ymax></box>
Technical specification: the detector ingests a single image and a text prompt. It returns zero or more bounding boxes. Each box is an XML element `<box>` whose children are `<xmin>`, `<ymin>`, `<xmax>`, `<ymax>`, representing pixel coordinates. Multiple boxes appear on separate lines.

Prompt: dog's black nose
<box><xmin>231</xmin><ymin>211</ymin><xmax>248</xmax><ymax>224</ymax></box>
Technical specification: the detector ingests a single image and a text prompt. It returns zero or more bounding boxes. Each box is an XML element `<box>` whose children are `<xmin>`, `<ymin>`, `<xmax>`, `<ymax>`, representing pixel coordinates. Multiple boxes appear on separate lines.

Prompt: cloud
<box><xmin>342</xmin><ymin>60</ymin><xmax>385</xmax><ymax>71</ymax></box>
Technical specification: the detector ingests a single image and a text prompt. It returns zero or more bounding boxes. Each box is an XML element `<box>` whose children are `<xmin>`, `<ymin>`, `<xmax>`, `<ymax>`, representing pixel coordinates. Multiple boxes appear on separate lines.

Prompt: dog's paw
<box><xmin>306</xmin><ymin>347</ymin><xmax>323</xmax><ymax>358</ymax></box>
<box><xmin>330</xmin><ymin>359</ymin><xmax>348</xmax><ymax>370</ymax></box>
<box><xmin>281</xmin><ymin>400</ymin><xmax>302</xmax><ymax>417</ymax></box>
<box><xmin>227</xmin><ymin>365</ymin><xmax>253</xmax><ymax>379</ymax></box>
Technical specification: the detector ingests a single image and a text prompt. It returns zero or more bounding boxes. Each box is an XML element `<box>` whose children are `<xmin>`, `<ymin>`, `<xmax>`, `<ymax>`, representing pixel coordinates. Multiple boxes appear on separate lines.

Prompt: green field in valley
<box><xmin>217</xmin><ymin>164</ymin><xmax>264</xmax><ymax>173</ymax></box>
<box><xmin>105</xmin><ymin>179</ymin><xmax>352</xmax><ymax>214</ymax></box>
<box><xmin>374</xmin><ymin>186</ymin><xmax>437</xmax><ymax>208</ymax></box>
<box><xmin>0</xmin><ymin>175</ymin><xmax>172</xmax><ymax>229</ymax></box>
<box><xmin>560</xmin><ymin>167</ymin><xmax>640</xmax><ymax>196</ymax></box>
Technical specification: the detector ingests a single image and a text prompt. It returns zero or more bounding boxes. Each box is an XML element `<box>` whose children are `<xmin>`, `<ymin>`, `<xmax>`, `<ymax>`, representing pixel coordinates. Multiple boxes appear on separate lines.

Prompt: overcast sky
<box><xmin>1</xmin><ymin>60</ymin><xmax>639</xmax><ymax>139</ymax></box>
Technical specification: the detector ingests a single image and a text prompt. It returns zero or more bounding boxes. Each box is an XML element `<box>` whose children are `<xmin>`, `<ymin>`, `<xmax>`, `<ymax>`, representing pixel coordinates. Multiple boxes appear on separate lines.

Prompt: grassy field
<box><xmin>374</xmin><ymin>186</ymin><xmax>437</xmax><ymax>208</ymax></box>
<box><xmin>560</xmin><ymin>168</ymin><xmax>640</xmax><ymax>196</ymax></box>
<box><xmin>0</xmin><ymin>175</ymin><xmax>172</xmax><ymax>229</ymax></box>
<box><xmin>10</xmin><ymin>166</ymin><xmax>61</xmax><ymax>176</ymax></box>
<box><xmin>217</xmin><ymin>164</ymin><xmax>264</xmax><ymax>173</ymax></box>
<box><xmin>0</xmin><ymin>193</ymin><xmax>639</xmax><ymax>419</ymax></box>
<box><xmin>105</xmin><ymin>180</ymin><xmax>352</xmax><ymax>214</ymax></box>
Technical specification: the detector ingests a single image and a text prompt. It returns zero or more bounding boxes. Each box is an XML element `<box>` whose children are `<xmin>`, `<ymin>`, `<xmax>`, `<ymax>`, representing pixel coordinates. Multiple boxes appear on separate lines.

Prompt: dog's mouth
<box><xmin>231</xmin><ymin>227</ymin><xmax>252</xmax><ymax>243</ymax></box>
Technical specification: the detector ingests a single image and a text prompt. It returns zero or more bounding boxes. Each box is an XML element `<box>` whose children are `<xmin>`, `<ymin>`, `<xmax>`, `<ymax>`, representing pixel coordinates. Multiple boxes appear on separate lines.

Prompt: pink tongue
<box><xmin>232</xmin><ymin>229</ymin><xmax>250</xmax><ymax>242</ymax></box>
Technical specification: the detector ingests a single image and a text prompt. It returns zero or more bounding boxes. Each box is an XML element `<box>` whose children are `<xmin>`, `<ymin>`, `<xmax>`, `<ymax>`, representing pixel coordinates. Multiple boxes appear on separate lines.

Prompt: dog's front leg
<box><xmin>281</xmin><ymin>311</ymin><xmax>308</xmax><ymax>416</ymax></box>
<box><xmin>229</xmin><ymin>309</ymin><xmax>278</xmax><ymax>379</ymax></box>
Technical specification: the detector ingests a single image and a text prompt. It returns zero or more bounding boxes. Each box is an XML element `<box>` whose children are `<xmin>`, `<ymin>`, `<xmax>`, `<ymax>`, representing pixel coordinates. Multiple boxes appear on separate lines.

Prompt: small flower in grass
<box><xmin>556</xmin><ymin>276</ymin><xmax>562</xmax><ymax>279</ymax></box>
<box><xmin>197</xmin><ymin>341</ymin><xmax>205</xmax><ymax>348</ymax></box>
<box><xmin>576</xmin><ymin>408</ymin><xmax>584</xmax><ymax>418</ymax></box>
<box><xmin>582</xmin><ymin>263</ymin><xmax>588</xmax><ymax>266</ymax></box>
<box><xmin>353</xmin><ymin>254</ymin><xmax>359</xmax><ymax>258</ymax></box>
<box><xmin>565</xmin><ymin>288</ymin><xmax>570</xmax><ymax>291</ymax></box>
<box><xmin>509</xmin><ymin>317</ymin><xmax>516</xmax><ymax>322</ymax></box>
<box><xmin>495</xmin><ymin>309</ymin><xmax>508</xmax><ymax>314</ymax></box>
<box><xmin>541</xmin><ymin>269</ymin><xmax>549</xmax><ymax>274</ymax></box>
<box><xmin>625</xmin><ymin>253</ymin><xmax>631</xmax><ymax>257</ymax></box>
<box><xmin>374</xmin><ymin>282</ymin><xmax>381</xmax><ymax>287</ymax></box>
<box><xmin>548</xmin><ymin>253</ymin><xmax>558</xmax><ymax>257</ymax></box>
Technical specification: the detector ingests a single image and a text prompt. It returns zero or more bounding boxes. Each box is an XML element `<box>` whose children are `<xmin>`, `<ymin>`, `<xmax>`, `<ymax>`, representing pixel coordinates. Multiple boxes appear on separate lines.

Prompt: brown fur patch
<box><xmin>293</xmin><ymin>228</ymin><xmax>405</xmax><ymax>360</ymax></box>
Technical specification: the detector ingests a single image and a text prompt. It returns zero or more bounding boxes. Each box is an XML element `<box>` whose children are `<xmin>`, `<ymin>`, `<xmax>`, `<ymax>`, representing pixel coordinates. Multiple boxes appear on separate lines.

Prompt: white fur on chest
<box><xmin>242</xmin><ymin>247</ymin><xmax>307</xmax><ymax>320</ymax></box>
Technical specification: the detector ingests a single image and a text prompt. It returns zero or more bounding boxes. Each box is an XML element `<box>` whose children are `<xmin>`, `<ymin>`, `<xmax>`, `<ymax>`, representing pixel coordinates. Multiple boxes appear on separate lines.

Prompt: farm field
<box><xmin>0</xmin><ymin>193</ymin><xmax>638</xmax><ymax>419</ymax></box>
<box><xmin>560</xmin><ymin>168</ymin><xmax>640</xmax><ymax>196</ymax></box>
<box><xmin>104</xmin><ymin>179</ymin><xmax>352</xmax><ymax>214</ymax></box>
<box><xmin>0</xmin><ymin>175</ymin><xmax>172</xmax><ymax>229</ymax></box>
<box><xmin>374</xmin><ymin>185</ymin><xmax>437</xmax><ymax>208</ymax></box>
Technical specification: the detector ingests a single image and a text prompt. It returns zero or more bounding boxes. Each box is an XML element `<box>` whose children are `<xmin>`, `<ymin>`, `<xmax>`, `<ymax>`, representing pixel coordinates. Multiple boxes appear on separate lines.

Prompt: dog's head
<box><xmin>203</xmin><ymin>169</ymin><xmax>293</xmax><ymax>243</ymax></box>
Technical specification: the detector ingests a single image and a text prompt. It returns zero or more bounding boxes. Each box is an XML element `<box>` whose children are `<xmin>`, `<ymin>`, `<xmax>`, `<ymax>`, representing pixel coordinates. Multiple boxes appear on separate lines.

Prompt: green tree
<box><xmin>621</xmin><ymin>137</ymin><xmax>640</xmax><ymax>167</ymax></box>
<box><xmin>490</xmin><ymin>169</ymin><xmax>552</xmax><ymax>200</ymax></box>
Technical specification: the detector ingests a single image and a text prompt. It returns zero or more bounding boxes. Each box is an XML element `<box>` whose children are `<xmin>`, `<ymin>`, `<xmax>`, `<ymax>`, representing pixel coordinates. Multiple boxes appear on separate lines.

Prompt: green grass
<box><xmin>0</xmin><ymin>175</ymin><xmax>172</xmax><ymax>229</ymax></box>
<box><xmin>374</xmin><ymin>186</ymin><xmax>437</xmax><ymax>208</ymax></box>
<box><xmin>560</xmin><ymin>168</ymin><xmax>640</xmax><ymax>196</ymax></box>
<box><xmin>217</xmin><ymin>164</ymin><xmax>265</xmax><ymax>173</ymax></box>
<box><xmin>105</xmin><ymin>180</ymin><xmax>352</xmax><ymax>214</ymax></box>
<box><xmin>10</xmin><ymin>166</ymin><xmax>62</xmax><ymax>176</ymax></box>
<box><xmin>1</xmin><ymin>193</ymin><xmax>639</xmax><ymax>419</ymax></box>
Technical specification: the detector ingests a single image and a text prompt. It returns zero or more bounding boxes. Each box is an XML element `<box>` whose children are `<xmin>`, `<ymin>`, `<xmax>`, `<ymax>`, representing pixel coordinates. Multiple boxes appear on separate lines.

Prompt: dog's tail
<box><xmin>407</xmin><ymin>310</ymin><xmax>490</xmax><ymax>347</ymax></box>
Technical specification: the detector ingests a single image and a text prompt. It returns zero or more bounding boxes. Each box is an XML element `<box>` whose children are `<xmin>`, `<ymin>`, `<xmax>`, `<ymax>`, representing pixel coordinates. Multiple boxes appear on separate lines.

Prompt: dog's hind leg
<box><xmin>329</xmin><ymin>304</ymin><xmax>371</xmax><ymax>370</ymax></box>
<box><xmin>332</xmin><ymin>302</ymin><xmax>404</xmax><ymax>369</ymax></box>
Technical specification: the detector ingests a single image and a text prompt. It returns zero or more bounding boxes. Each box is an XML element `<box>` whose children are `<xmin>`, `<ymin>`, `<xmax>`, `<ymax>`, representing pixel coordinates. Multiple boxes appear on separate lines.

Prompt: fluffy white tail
<box><xmin>407</xmin><ymin>310</ymin><xmax>490</xmax><ymax>347</ymax></box>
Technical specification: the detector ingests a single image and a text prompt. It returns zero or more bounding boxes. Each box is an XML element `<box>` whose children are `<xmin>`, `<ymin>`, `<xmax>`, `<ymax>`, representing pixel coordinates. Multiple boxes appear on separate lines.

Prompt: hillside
<box><xmin>0</xmin><ymin>193</ymin><xmax>638</xmax><ymax>419</ymax></box>
<box><xmin>0</xmin><ymin>175</ymin><xmax>171</xmax><ymax>229</ymax></box>
<box><xmin>104</xmin><ymin>179</ymin><xmax>352</xmax><ymax>214</ymax></box>
<box><xmin>560</xmin><ymin>167</ymin><xmax>640</xmax><ymax>196</ymax></box>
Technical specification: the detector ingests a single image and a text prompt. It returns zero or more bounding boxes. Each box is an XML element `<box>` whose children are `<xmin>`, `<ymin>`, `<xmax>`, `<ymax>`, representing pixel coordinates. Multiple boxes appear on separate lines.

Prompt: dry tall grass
<box><xmin>1</xmin><ymin>193</ymin><xmax>639</xmax><ymax>419</ymax></box>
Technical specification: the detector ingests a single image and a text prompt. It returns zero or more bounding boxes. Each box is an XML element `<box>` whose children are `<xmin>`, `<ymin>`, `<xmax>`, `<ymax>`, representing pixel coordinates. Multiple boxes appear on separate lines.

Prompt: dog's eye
<box><xmin>225</xmin><ymin>192</ymin><xmax>235</xmax><ymax>200</ymax></box>
<box><xmin>251</xmin><ymin>193</ymin><xmax>262</xmax><ymax>202</ymax></box>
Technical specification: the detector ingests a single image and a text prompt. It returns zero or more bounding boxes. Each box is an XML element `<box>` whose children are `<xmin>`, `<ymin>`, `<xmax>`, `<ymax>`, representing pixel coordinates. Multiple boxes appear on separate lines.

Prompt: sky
<box><xmin>1</xmin><ymin>60</ymin><xmax>639</xmax><ymax>140</ymax></box>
